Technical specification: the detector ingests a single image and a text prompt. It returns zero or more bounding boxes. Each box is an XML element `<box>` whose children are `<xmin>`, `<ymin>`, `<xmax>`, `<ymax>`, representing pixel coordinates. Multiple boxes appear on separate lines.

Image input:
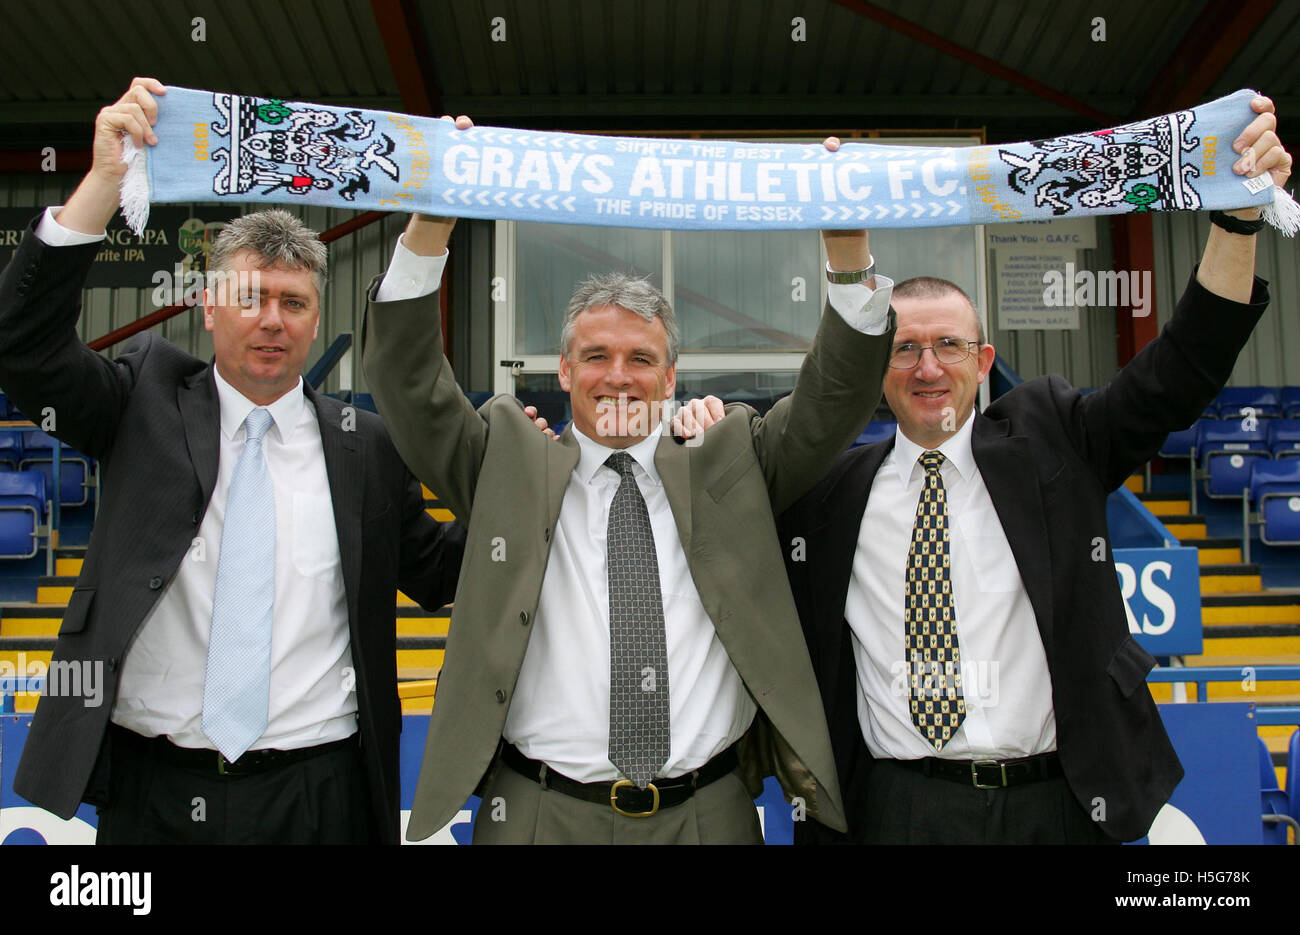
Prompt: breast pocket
<box><xmin>292</xmin><ymin>491</ymin><xmax>342</xmax><ymax>580</ymax></box>
<box><xmin>954</xmin><ymin>503</ymin><xmax>1022</xmax><ymax>593</ymax></box>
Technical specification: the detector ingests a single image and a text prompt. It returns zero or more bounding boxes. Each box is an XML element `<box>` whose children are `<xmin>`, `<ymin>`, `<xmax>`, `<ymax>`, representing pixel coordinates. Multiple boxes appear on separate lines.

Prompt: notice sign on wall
<box><xmin>993</xmin><ymin>248</ymin><xmax>1080</xmax><ymax>330</ymax></box>
<box><xmin>0</xmin><ymin>207</ymin><xmax>241</xmax><ymax>289</ymax></box>
<box><xmin>989</xmin><ymin>216</ymin><xmax>1096</xmax><ymax>331</ymax></box>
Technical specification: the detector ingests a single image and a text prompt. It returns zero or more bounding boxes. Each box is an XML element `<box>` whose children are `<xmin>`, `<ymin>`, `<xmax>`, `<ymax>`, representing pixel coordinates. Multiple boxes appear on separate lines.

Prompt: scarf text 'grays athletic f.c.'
<box><xmin>120</xmin><ymin>86</ymin><xmax>1299</xmax><ymax>237</ymax></box>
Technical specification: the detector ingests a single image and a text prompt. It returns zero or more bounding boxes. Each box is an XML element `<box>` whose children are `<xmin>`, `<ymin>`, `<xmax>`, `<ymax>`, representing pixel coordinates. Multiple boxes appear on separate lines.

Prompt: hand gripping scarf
<box><xmin>120</xmin><ymin>86</ymin><xmax>1298</xmax><ymax>237</ymax></box>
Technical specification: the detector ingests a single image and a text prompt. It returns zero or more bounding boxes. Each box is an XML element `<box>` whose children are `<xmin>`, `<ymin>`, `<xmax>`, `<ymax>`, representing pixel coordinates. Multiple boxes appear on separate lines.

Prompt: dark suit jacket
<box><xmin>0</xmin><ymin>222</ymin><xmax>464</xmax><ymax>843</ymax></box>
<box><xmin>779</xmin><ymin>273</ymin><xmax>1269</xmax><ymax>843</ymax></box>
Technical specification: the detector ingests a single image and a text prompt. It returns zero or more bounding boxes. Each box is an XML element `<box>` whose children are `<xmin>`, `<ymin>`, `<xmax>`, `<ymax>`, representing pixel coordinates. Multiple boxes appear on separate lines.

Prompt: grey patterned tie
<box><xmin>605</xmin><ymin>451</ymin><xmax>670</xmax><ymax>788</ymax></box>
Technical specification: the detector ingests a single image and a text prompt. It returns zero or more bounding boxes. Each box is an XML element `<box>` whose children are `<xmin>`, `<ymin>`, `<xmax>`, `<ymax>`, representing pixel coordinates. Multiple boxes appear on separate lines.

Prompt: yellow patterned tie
<box><xmin>906</xmin><ymin>450</ymin><xmax>965</xmax><ymax>750</ymax></box>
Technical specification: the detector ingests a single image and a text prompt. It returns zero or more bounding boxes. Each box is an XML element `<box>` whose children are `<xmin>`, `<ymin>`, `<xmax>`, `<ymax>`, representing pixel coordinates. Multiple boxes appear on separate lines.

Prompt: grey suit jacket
<box><xmin>362</xmin><ymin>284</ymin><xmax>893</xmax><ymax>839</ymax></box>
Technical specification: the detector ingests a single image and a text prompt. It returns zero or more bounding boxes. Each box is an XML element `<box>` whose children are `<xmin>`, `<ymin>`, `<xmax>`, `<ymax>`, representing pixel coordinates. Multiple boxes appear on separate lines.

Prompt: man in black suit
<box><xmin>776</xmin><ymin>96</ymin><xmax>1291</xmax><ymax>843</ymax></box>
<box><xmin>0</xmin><ymin>78</ymin><xmax>472</xmax><ymax>843</ymax></box>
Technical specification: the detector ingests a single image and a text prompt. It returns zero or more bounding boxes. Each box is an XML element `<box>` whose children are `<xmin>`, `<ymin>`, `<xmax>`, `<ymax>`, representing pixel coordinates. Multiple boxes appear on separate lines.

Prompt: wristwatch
<box><xmin>826</xmin><ymin>255</ymin><xmax>876</xmax><ymax>284</ymax></box>
<box><xmin>1209</xmin><ymin>210</ymin><xmax>1265</xmax><ymax>235</ymax></box>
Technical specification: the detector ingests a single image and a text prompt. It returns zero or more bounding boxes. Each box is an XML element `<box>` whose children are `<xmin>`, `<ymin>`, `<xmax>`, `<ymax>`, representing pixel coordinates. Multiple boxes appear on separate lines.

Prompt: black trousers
<box><xmin>96</xmin><ymin>727</ymin><xmax>378</xmax><ymax>844</ymax></box>
<box><xmin>848</xmin><ymin>758</ymin><xmax>1117</xmax><ymax>845</ymax></box>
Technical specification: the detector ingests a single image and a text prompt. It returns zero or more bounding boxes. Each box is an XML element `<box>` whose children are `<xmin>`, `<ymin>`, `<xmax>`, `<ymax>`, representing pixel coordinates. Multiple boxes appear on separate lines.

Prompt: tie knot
<box><xmin>605</xmin><ymin>451</ymin><xmax>637</xmax><ymax>479</ymax></box>
<box><xmin>920</xmin><ymin>450</ymin><xmax>945</xmax><ymax>473</ymax></box>
<box><xmin>244</xmin><ymin>407</ymin><xmax>273</xmax><ymax>443</ymax></box>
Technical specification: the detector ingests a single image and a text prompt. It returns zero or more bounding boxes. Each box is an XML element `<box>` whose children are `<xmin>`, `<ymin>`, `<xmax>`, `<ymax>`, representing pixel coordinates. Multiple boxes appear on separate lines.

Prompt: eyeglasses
<box><xmin>888</xmin><ymin>338</ymin><xmax>980</xmax><ymax>370</ymax></box>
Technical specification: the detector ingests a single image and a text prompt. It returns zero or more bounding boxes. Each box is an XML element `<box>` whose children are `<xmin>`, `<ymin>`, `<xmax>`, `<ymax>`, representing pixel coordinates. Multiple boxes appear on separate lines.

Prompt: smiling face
<box><xmin>557</xmin><ymin>304</ymin><xmax>677</xmax><ymax>449</ymax></box>
<box><xmin>203</xmin><ymin>249</ymin><xmax>320</xmax><ymax>406</ymax></box>
<box><xmin>885</xmin><ymin>291</ymin><xmax>996</xmax><ymax>450</ymax></box>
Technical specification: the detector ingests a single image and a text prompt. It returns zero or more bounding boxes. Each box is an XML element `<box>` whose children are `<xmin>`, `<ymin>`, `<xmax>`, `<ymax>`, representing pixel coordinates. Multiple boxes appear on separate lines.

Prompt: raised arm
<box><xmin>0</xmin><ymin>78</ymin><xmax>170</xmax><ymax>459</ymax></box>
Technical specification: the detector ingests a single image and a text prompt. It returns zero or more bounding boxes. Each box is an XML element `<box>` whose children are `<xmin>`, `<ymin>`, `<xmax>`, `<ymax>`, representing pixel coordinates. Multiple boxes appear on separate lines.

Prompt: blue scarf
<box><xmin>121</xmin><ymin>86</ymin><xmax>1297</xmax><ymax>236</ymax></box>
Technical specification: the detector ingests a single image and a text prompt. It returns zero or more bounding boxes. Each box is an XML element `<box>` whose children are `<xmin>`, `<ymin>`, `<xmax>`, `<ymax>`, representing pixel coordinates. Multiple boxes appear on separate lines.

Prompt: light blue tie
<box><xmin>202</xmin><ymin>407</ymin><xmax>276</xmax><ymax>762</ymax></box>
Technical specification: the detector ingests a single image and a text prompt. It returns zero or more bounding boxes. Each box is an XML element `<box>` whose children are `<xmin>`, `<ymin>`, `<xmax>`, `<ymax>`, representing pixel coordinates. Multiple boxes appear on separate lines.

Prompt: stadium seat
<box><xmin>1270</xmin><ymin>420</ymin><xmax>1300</xmax><ymax>458</ymax></box>
<box><xmin>853</xmin><ymin>420</ymin><xmax>897</xmax><ymax>448</ymax></box>
<box><xmin>0</xmin><ymin>430</ymin><xmax>21</xmax><ymax>470</ymax></box>
<box><xmin>0</xmin><ymin>469</ymin><xmax>47</xmax><ymax>559</ymax></box>
<box><xmin>1217</xmin><ymin>386</ymin><xmax>1280</xmax><ymax>420</ymax></box>
<box><xmin>1259</xmin><ymin>737</ymin><xmax>1290</xmax><ymax>844</ymax></box>
<box><xmin>1193</xmin><ymin>419</ymin><xmax>1270</xmax><ymax>505</ymax></box>
<box><xmin>1248</xmin><ymin>460</ymin><xmax>1300</xmax><ymax>547</ymax></box>
<box><xmin>18</xmin><ymin>431</ymin><xmax>90</xmax><ymax>507</ymax></box>
<box><xmin>1282</xmin><ymin>387</ymin><xmax>1300</xmax><ymax>419</ymax></box>
<box><xmin>1159</xmin><ymin>417</ymin><xmax>1213</xmax><ymax>460</ymax></box>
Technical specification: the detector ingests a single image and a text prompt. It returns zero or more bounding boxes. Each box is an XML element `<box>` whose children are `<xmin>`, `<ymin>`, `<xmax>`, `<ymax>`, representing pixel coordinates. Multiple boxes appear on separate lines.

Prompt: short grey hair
<box><xmin>560</xmin><ymin>272</ymin><xmax>679</xmax><ymax>364</ymax></box>
<box><xmin>208</xmin><ymin>209</ymin><xmax>328</xmax><ymax>300</ymax></box>
<box><xmin>893</xmin><ymin>276</ymin><xmax>985</xmax><ymax>346</ymax></box>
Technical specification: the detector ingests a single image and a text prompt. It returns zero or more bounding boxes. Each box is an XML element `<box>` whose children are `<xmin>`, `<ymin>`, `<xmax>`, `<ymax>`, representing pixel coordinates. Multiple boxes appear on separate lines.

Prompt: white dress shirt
<box><xmin>375</xmin><ymin>233</ymin><xmax>893</xmax><ymax>781</ymax></box>
<box><xmin>504</xmin><ymin>424</ymin><xmax>756</xmax><ymax>780</ymax></box>
<box><xmin>845</xmin><ymin>412</ymin><xmax>1057</xmax><ymax>760</ymax></box>
<box><xmin>36</xmin><ymin>206</ymin><xmax>356</xmax><ymax>752</ymax></box>
<box><xmin>110</xmin><ymin>370</ymin><xmax>356</xmax><ymax>749</ymax></box>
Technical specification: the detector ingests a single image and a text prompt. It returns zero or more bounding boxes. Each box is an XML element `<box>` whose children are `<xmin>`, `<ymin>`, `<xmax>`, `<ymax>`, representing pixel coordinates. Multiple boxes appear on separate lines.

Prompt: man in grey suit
<box><xmin>362</xmin><ymin>124</ymin><xmax>897</xmax><ymax>842</ymax></box>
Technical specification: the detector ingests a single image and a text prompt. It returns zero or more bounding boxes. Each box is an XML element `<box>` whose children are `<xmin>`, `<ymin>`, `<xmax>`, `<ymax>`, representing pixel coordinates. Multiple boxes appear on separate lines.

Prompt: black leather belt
<box><xmin>893</xmin><ymin>751</ymin><xmax>1062</xmax><ymax>789</ymax></box>
<box><xmin>112</xmin><ymin>724</ymin><xmax>357</xmax><ymax>777</ymax></box>
<box><xmin>500</xmin><ymin>742</ymin><xmax>739</xmax><ymax>818</ymax></box>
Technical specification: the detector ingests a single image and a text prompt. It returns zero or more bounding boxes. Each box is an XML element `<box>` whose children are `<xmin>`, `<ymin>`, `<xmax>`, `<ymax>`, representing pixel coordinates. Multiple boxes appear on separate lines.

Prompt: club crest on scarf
<box><xmin>209</xmin><ymin>93</ymin><xmax>401</xmax><ymax>201</ymax></box>
<box><xmin>998</xmin><ymin>110</ymin><xmax>1201</xmax><ymax>217</ymax></box>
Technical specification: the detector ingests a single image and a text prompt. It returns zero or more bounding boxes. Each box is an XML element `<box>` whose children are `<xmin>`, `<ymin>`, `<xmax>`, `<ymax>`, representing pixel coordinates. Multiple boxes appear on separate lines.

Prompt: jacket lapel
<box><xmin>808</xmin><ymin>441</ymin><xmax>891</xmax><ymax>714</ymax></box>
<box><xmin>546</xmin><ymin>427</ymin><xmax>581</xmax><ymax>534</ymax></box>
<box><xmin>177</xmin><ymin>367</ymin><xmax>220</xmax><ymax>507</ymax></box>
<box><xmin>309</xmin><ymin>386</ymin><xmax>363</xmax><ymax>626</ymax></box>
<box><xmin>970</xmin><ymin>413</ymin><xmax>1055</xmax><ymax>646</ymax></box>
<box><xmin>654</xmin><ymin>434</ymin><xmax>691</xmax><ymax>554</ymax></box>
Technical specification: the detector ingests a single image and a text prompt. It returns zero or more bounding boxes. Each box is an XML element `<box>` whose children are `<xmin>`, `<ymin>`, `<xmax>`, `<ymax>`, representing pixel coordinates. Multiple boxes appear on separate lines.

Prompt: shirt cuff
<box><xmin>374</xmin><ymin>235</ymin><xmax>449</xmax><ymax>302</ymax></box>
<box><xmin>35</xmin><ymin>206</ymin><xmax>106</xmax><ymax>247</ymax></box>
<box><xmin>828</xmin><ymin>274</ymin><xmax>895</xmax><ymax>336</ymax></box>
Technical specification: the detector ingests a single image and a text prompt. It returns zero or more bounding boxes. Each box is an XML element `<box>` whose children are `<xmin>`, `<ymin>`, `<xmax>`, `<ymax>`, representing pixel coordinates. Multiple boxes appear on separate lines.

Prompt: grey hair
<box><xmin>893</xmin><ymin>276</ymin><xmax>985</xmax><ymax>346</ymax></box>
<box><xmin>560</xmin><ymin>272</ymin><xmax>679</xmax><ymax>364</ymax></box>
<box><xmin>208</xmin><ymin>209</ymin><xmax>328</xmax><ymax>300</ymax></box>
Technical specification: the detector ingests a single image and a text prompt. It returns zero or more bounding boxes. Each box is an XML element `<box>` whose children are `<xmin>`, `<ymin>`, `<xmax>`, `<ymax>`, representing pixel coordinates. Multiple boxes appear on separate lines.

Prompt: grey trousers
<box><xmin>470</xmin><ymin>761</ymin><xmax>765</xmax><ymax>844</ymax></box>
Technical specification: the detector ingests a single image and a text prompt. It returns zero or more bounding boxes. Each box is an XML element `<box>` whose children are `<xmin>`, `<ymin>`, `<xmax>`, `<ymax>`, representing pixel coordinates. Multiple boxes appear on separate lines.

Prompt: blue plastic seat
<box><xmin>1248</xmin><ymin>460</ymin><xmax>1300</xmax><ymax>546</ymax></box>
<box><xmin>853</xmin><ymin>421</ymin><xmax>898</xmax><ymax>448</ymax></box>
<box><xmin>1282</xmin><ymin>387</ymin><xmax>1300</xmax><ymax>418</ymax></box>
<box><xmin>0</xmin><ymin>469</ymin><xmax>47</xmax><ymax>559</ymax></box>
<box><xmin>1160</xmin><ymin>417</ymin><xmax>1213</xmax><ymax>459</ymax></box>
<box><xmin>1259</xmin><ymin>737</ymin><xmax>1288</xmax><ymax>844</ymax></box>
<box><xmin>0</xmin><ymin>429</ymin><xmax>21</xmax><ymax>470</ymax></box>
<box><xmin>1217</xmin><ymin>386</ymin><xmax>1280</xmax><ymax>420</ymax></box>
<box><xmin>1269</xmin><ymin>420</ymin><xmax>1300</xmax><ymax>458</ymax></box>
<box><xmin>18</xmin><ymin>431</ymin><xmax>90</xmax><ymax>507</ymax></box>
<box><xmin>1195</xmin><ymin>420</ymin><xmax>1270</xmax><ymax>499</ymax></box>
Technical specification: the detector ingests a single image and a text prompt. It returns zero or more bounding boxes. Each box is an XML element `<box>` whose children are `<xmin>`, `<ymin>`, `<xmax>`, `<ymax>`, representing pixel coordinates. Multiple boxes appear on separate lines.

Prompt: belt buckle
<box><xmin>970</xmin><ymin>759</ymin><xmax>1007</xmax><ymax>789</ymax></box>
<box><xmin>216</xmin><ymin>752</ymin><xmax>239</xmax><ymax>776</ymax></box>
<box><xmin>610</xmin><ymin>779</ymin><xmax>660</xmax><ymax>818</ymax></box>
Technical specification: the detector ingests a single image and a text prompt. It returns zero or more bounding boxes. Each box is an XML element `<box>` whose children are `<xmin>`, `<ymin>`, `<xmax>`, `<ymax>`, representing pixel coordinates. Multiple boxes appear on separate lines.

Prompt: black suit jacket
<box><xmin>779</xmin><ymin>273</ymin><xmax>1269</xmax><ymax>842</ymax></box>
<box><xmin>0</xmin><ymin>222</ymin><xmax>464</xmax><ymax>843</ymax></box>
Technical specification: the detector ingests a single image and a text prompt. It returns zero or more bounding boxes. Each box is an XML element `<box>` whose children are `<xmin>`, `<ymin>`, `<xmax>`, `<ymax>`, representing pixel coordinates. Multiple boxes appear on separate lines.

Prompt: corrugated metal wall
<box><xmin>1154</xmin><ymin>211</ymin><xmax>1300</xmax><ymax>389</ymax></box>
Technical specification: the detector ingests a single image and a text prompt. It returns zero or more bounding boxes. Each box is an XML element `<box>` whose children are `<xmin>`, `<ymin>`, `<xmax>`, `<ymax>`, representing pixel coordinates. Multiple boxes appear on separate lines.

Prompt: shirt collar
<box><xmin>571</xmin><ymin>422</ymin><xmax>664</xmax><ymax>486</ymax></box>
<box><xmin>891</xmin><ymin>408</ymin><xmax>977</xmax><ymax>485</ymax></box>
<box><xmin>213</xmin><ymin>367</ymin><xmax>306</xmax><ymax>444</ymax></box>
